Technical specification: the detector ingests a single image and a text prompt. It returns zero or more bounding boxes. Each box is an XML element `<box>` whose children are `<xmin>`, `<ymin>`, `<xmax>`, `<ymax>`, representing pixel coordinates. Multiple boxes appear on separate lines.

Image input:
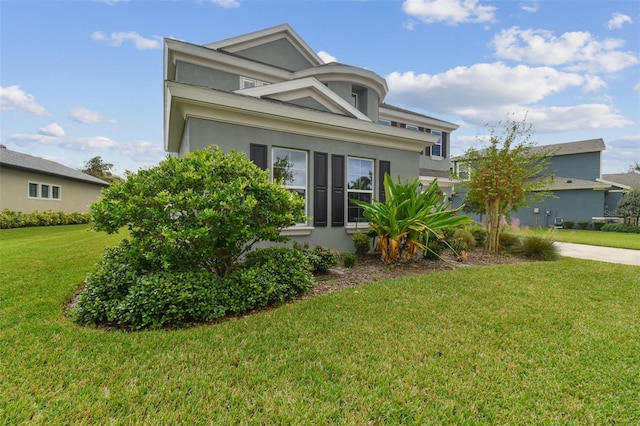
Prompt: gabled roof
<box><xmin>0</xmin><ymin>147</ymin><xmax>109</xmax><ymax>186</ymax></box>
<box><xmin>235</xmin><ymin>77</ymin><xmax>372</xmax><ymax>122</ymax></box>
<box><xmin>543</xmin><ymin>176</ymin><xmax>610</xmax><ymax>191</ymax></box>
<box><xmin>601</xmin><ymin>172</ymin><xmax>640</xmax><ymax>189</ymax></box>
<box><xmin>204</xmin><ymin>23</ymin><xmax>323</xmax><ymax>68</ymax></box>
<box><xmin>531</xmin><ymin>138</ymin><xmax>605</xmax><ymax>156</ymax></box>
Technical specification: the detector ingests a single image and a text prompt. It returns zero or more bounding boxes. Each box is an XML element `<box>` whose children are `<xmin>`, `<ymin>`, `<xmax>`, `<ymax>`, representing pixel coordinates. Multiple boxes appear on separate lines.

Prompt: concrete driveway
<box><xmin>555</xmin><ymin>242</ymin><xmax>640</xmax><ymax>266</ymax></box>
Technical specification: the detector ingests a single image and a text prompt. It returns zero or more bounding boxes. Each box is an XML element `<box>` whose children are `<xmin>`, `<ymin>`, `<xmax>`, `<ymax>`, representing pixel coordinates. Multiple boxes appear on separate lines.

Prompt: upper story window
<box><xmin>453</xmin><ymin>162</ymin><xmax>471</xmax><ymax>181</ymax></box>
<box><xmin>28</xmin><ymin>181</ymin><xmax>61</xmax><ymax>200</ymax></box>
<box><xmin>347</xmin><ymin>157</ymin><xmax>374</xmax><ymax>224</ymax></box>
<box><xmin>378</xmin><ymin>119</ymin><xmax>391</xmax><ymax>126</ymax></box>
<box><xmin>240</xmin><ymin>77</ymin><xmax>269</xmax><ymax>89</ymax></box>
<box><xmin>406</xmin><ymin>124</ymin><xmax>419</xmax><ymax>131</ymax></box>
<box><xmin>272</xmin><ymin>147</ymin><xmax>308</xmax><ymax>221</ymax></box>
<box><xmin>430</xmin><ymin>130</ymin><xmax>442</xmax><ymax>157</ymax></box>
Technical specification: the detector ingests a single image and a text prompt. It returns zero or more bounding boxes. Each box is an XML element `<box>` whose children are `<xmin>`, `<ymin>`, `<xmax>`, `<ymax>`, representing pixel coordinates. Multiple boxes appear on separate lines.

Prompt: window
<box><xmin>406</xmin><ymin>124</ymin><xmax>419</xmax><ymax>131</ymax></box>
<box><xmin>29</xmin><ymin>182</ymin><xmax>38</xmax><ymax>198</ymax></box>
<box><xmin>347</xmin><ymin>157</ymin><xmax>374</xmax><ymax>223</ymax></box>
<box><xmin>272</xmin><ymin>148</ymin><xmax>308</xmax><ymax>220</ymax></box>
<box><xmin>430</xmin><ymin>130</ymin><xmax>442</xmax><ymax>157</ymax></box>
<box><xmin>28</xmin><ymin>181</ymin><xmax>61</xmax><ymax>200</ymax></box>
<box><xmin>350</xmin><ymin>93</ymin><xmax>358</xmax><ymax>108</ymax></box>
<box><xmin>240</xmin><ymin>77</ymin><xmax>269</xmax><ymax>89</ymax></box>
<box><xmin>378</xmin><ymin>119</ymin><xmax>391</xmax><ymax>126</ymax></box>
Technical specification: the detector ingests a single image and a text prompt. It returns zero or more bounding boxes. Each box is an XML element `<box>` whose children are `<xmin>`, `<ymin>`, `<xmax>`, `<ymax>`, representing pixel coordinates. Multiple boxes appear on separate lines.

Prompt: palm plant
<box><xmin>353</xmin><ymin>175</ymin><xmax>472</xmax><ymax>265</ymax></box>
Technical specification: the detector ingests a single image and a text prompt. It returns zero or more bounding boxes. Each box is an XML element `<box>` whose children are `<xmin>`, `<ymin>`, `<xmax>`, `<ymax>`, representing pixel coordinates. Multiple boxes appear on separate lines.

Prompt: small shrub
<box><xmin>563</xmin><ymin>221</ymin><xmax>575</xmax><ymax>230</ymax></box>
<box><xmin>498</xmin><ymin>232</ymin><xmax>519</xmax><ymax>250</ymax></box>
<box><xmin>352</xmin><ymin>233</ymin><xmax>371</xmax><ymax>256</ymax></box>
<box><xmin>593</xmin><ymin>222</ymin><xmax>605</xmax><ymax>231</ymax></box>
<box><xmin>450</xmin><ymin>228</ymin><xmax>476</xmax><ymax>251</ymax></box>
<box><xmin>577</xmin><ymin>221</ymin><xmax>589</xmax><ymax>230</ymax></box>
<box><xmin>423</xmin><ymin>238</ymin><xmax>445</xmax><ymax>260</ymax></box>
<box><xmin>471</xmin><ymin>226</ymin><xmax>487</xmax><ymax>247</ymax></box>
<box><xmin>306</xmin><ymin>245</ymin><xmax>339</xmax><ymax>274</ymax></box>
<box><xmin>509</xmin><ymin>236</ymin><xmax>559</xmax><ymax>261</ymax></box>
<box><xmin>342</xmin><ymin>252</ymin><xmax>357</xmax><ymax>268</ymax></box>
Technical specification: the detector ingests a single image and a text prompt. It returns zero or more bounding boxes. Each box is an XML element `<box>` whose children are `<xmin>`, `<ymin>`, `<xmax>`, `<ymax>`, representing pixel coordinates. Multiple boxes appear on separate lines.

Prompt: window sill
<box><xmin>281</xmin><ymin>226</ymin><xmax>314</xmax><ymax>236</ymax></box>
<box><xmin>430</xmin><ymin>155</ymin><xmax>444</xmax><ymax>161</ymax></box>
<box><xmin>345</xmin><ymin>225</ymin><xmax>370</xmax><ymax>235</ymax></box>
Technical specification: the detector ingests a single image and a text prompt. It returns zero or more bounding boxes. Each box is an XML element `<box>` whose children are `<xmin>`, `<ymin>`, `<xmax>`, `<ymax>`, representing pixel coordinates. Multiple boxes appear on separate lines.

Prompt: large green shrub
<box><xmin>90</xmin><ymin>147</ymin><xmax>306</xmax><ymax>276</ymax></box>
<box><xmin>72</xmin><ymin>246</ymin><xmax>312</xmax><ymax>329</ymax></box>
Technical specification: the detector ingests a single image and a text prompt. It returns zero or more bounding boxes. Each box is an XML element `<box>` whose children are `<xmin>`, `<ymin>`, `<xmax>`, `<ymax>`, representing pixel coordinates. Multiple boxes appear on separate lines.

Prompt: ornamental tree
<box><xmin>460</xmin><ymin>116</ymin><xmax>554</xmax><ymax>252</ymax></box>
<box><xmin>615</xmin><ymin>187</ymin><xmax>640</xmax><ymax>225</ymax></box>
<box><xmin>90</xmin><ymin>146</ymin><xmax>306</xmax><ymax>276</ymax></box>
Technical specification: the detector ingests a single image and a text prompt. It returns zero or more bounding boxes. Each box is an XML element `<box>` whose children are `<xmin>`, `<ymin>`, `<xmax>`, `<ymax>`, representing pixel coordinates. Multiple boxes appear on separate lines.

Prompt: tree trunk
<box><xmin>485</xmin><ymin>199</ymin><xmax>502</xmax><ymax>253</ymax></box>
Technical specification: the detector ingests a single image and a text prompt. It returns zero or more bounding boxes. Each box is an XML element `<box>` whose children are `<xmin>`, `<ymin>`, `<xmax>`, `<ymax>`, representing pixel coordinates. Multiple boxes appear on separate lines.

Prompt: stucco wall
<box><xmin>181</xmin><ymin>117</ymin><xmax>419</xmax><ymax>251</ymax></box>
<box><xmin>233</xmin><ymin>38</ymin><xmax>314</xmax><ymax>72</ymax></box>
<box><xmin>0</xmin><ymin>168</ymin><xmax>105</xmax><ymax>213</ymax></box>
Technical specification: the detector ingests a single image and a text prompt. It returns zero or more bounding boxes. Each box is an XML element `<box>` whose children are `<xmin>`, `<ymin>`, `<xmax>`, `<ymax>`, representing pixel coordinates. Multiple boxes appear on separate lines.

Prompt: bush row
<box><xmin>72</xmin><ymin>245</ymin><xmax>314</xmax><ymax>329</ymax></box>
<box><xmin>601</xmin><ymin>223</ymin><xmax>640</xmax><ymax>234</ymax></box>
<box><xmin>0</xmin><ymin>209</ymin><xmax>91</xmax><ymax>229</ymax></box>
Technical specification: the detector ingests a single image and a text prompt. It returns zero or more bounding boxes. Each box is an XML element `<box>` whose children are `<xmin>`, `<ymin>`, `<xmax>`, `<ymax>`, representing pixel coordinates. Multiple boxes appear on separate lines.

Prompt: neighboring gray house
<box><xmin>451</xmin><ymin>138</ymin><xmax>634</xmax><ymax>227</ymax></box>
<box><xmin>164</xmin><ymin>24</ymin><xmax>458</xmax><ymax>251</ymax></box>
<box><xmin>0</xmin><ymin>145</ymin><xmax>108</xmax><ymax>213</ymax></box>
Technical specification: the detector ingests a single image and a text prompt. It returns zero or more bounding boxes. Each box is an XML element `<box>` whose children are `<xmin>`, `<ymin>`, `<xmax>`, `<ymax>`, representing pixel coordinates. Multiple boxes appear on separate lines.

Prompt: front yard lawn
<box><xmin>513</xmin><ymin>227</ymin><xmax>640</xmax><ymax>250</ymax></box>
<box><xmin>1</xmin><ymin>225</ymin><xmax>639</xmax><ymax>424</ymax></box>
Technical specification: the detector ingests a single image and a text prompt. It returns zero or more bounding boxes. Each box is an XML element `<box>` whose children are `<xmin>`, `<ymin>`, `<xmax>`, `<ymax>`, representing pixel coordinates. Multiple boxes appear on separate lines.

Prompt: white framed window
<box><xmin>240</xmin><ymin>76</ymin><xmax>269</xmax><ymax>89</ymax></box>
<box><xmin>430</xmin><ymin>130</ymin><xmax>442</xmax><ymax>157</ymax></box>
<box><xmin>28</xmin><ymin>181</ymin><xmax>61</xmax><ymax>200</ymax></box>
<box><xmin>347</xmin><ymin>157</ymin><xmax>374</xmax><ymax>224</ymax></box>
<box><xmin>378</xmin><ymin>119</ymin><xmax>391</xmax><ymax>126</ymax></box>
<box><xmin>272</xmin><ymin>147</ymin><xmax>308</xmax><ymax>221</ymax></box>
<box><xmin>454</xmin><ymin>162</ymin><xmax>471</xmax><ymax>181</ymax></box>
<box><xmin>406</xmin><ymin>124</ymin><xmax>419</xmax><ymax>131</ymax></box>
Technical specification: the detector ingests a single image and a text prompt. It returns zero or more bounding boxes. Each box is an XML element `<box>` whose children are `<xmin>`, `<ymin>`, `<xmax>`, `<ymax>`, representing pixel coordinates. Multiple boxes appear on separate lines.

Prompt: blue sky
<box><xmin>1</xmin><ymin>0</ymin><xmax>639</xmax><ymax>176</ymax></box>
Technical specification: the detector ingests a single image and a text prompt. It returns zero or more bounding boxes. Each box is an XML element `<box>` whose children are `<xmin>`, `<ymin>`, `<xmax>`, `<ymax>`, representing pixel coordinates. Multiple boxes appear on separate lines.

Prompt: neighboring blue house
<box><xmin>163</xmin><ymin>24</ymin><xmax>458</xmax><ymax>251</ymax></box>
<box><xmin>451</xmin><ymin>139</ymin><xmax>634</xmax><ymax>228</ymax></box>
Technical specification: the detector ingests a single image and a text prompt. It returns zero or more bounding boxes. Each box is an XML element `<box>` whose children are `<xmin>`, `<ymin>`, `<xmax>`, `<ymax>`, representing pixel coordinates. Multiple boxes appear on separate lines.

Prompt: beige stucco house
<box><xmin>0</xmin><ymin>146</ymin><xmax>108</xmax><ymax>213</ymax></box>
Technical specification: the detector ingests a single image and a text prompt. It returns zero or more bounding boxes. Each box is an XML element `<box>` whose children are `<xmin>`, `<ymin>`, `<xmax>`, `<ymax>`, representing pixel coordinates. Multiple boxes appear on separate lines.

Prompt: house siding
<box><xmin>175</xmin><ymin>61</ymin><xmax>240</xmax><ymax>91</ymax></box>
<box><xmin>183</xmin><ymin>117</ymin><xmax>418</xmax><ymax>251</ymax></box>
<box><xmin>547</xmin><ymin>152</ymin><xmax>601</xmax><ymax>181</ymax></box>
<box><xmin>0</xmin><ymin>168</ymin><xmax>104</xmax><ymax>213</ymax></box>
<box><xmin>232</xmin><ymin>38</ymin><xmax>314</xmax><ymax>71</ymax></box>
<box><xmin>511</xmin><ymin>189</ymin><xmax>606</xmax><ymax>227</ymax></box>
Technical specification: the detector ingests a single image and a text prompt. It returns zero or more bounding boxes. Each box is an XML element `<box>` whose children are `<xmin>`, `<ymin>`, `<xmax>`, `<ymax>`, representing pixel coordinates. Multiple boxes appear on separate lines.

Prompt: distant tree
<box><xmin>460</xmin><ymin>115</ymin><xmax>554</xmax><ymax>252</ymax></box>
<box><xmin>615</xmin><ymin>188</ymin><xmax>640</xmax><ymax>225</ymax></box>
<box><xmin>80</xmin><ymin>156</ymin><xmax>122</xmax><ymax>183</ymax></box>
<box><xmin>628</xmin><ymin>162</ymin><xmax>640</xmax><ymax>174</ymax></box>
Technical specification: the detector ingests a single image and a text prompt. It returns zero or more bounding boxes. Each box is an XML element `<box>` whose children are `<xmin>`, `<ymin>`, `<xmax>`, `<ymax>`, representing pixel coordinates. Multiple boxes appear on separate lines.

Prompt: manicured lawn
<box><xmin>2</xmin><ymin>225</ymin><xmax>639</xmax><ymax>424</ymax></box>
<box><xmin>512</xmin><ymin>227</ymin><xmax>640</xmax><ymax>250</ymax></box>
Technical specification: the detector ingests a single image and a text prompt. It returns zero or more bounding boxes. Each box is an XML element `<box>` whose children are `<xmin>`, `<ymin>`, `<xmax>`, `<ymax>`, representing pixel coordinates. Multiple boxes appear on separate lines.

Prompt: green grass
<box><xmin>2</xmin><ymin>225</ymin><xmax>639</xmax><ymax>424</ymax></box>
<box><xmin>512</xmin><ymin>227</ymin><xmax>640</xmax><ymax>250</ymax></box>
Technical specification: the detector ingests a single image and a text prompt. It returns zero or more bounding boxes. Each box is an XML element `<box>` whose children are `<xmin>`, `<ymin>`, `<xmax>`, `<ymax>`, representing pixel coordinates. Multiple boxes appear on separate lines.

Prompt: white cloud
<box><xmin>317</xmin><ymin>51</ymin><xmax>337</xmax><ymax>64</ymax></box>
<box><xmin>402</xmin><ymin>0</ymin><xmax>497</xmax><ymax>25</ymax></box>
<box><xmin>404</xmin><ymin>20</ymin><xmax>416</xmax><ymax>31</ymax></box>
<box><xmin>0</xmin><ymin>85</ymin><xmax>47</xmax><ymax>116</ymax></box>
<box><xmin>97</xmin><ymin>0</ymin><xmax>129</xmax><ymax>5</ymax></box>
<box><xmin>210</xmin><ymin>0</ymin><xmax>240</xmax><ymax>8</ymax></box>
<box><xmin>8</xmin><ymin>133</ymin><xmax>119</xmax><ymax>151</ymax></box>
<box><xmin>91</xmin><ymin>31</ymin><xmax>162</xmax><ymax>50</ymax></box>
<box><xmin>69</xmin><ymin>107</ymin><xmax>117</xmax><ymax>124</ymax></box>
<box><xmin>520</xmin><ymin>2</ymin><xmax>539</xmax><ymax>13</ymax></box>
<box><xmin>607</xmin><ymin>12</ymin><xmax>632</xmax><ymax>30</ymax></box>
<box><xmin>38</xmin><ymin>123</ymin><xmax>65</xmax><ymax>137</ymax></box>
<box><xmin>492</xmin><ymin>26</ymin><xmax>639</xmax><ymax>73</ymax></box>
<box><xmin>386</xmin><ymin>63</ymin><xmax>603</xmax><ymax>112</ymax></box>
<box><xmin>634</xmin><ymin>83</ymin><xmax>640</xmax><ymax>93</ymax></box>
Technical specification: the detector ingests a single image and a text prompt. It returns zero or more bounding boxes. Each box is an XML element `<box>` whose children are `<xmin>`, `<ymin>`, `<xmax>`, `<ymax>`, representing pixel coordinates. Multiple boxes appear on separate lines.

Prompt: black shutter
<box><xmin>249</xmin><ymin>143</ymin><xmax>268</xmax><ymax>170</ymax></box>
<box><xmin>379</xmin><ymin>160</ymin><xmax>391</xmax><ymax>203</ymax></box>
<box><xmin>442</xmin><ymin>132</ymin><xmax>448</xmax><ymax>158</ymax></box>
<box><xmin>331</xmin><ymin>155</ymin><xmax>345</xmax><ymax>227</ymax></box>
<box><xmin>314</xmin><ymin>152</ymin><xmax>328</xmax><ymax>227</ymax></box>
